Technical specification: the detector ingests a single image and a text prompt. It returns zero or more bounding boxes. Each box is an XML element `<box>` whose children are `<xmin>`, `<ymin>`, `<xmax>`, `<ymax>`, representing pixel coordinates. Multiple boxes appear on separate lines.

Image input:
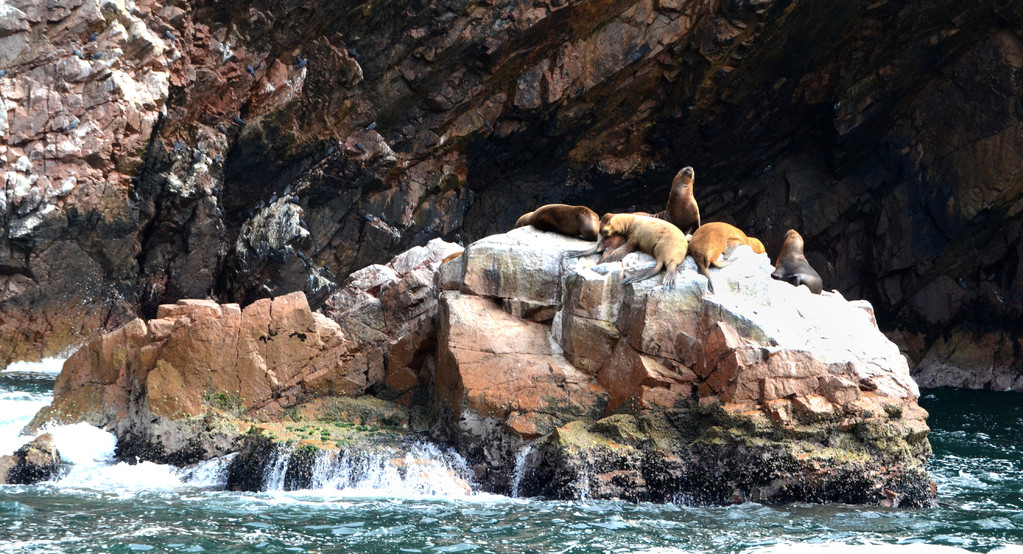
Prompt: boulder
<box><xmin>321</xmin><ymin>237</ymin><xmax>464</xmax><ymax>404</ymax></box>
<box><xmin>27</xmin><ymin>228</ymin><xmax>934</xmax><ymax>506</ymax></box>
<box><xmin>436</xmin><ymin>228</ymin><xmax>934</xmax><ymax>506</ymax></box>
<box><xmin>27</xmin><ymin>292</ymin><xmax>362</xmax><ymax>464</ymax></box>
<box><xmin>0</xmin><ymin>433</ymin><xmax>65</xmax><ymax>485</ymax></box>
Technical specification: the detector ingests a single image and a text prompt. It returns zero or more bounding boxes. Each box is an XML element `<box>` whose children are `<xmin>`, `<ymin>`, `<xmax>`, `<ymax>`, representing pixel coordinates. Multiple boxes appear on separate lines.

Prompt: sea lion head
<box><xmin>599</xmin><ymin>213</ymin><xmax>621</xmax><ymax>238</ymax></box>
<box><xmin>782</xmin><ymin>229</ymin><xmax>804</xmax><ymax>254</ymax></box>
<box><xmin>673</xmin><ymin>166</ymin><xmax>695</xmax><ymax>188</ymax></box>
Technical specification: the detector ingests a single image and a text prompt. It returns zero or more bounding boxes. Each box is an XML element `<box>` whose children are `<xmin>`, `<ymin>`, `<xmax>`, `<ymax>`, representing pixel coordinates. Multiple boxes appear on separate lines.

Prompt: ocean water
<box><xmin>2</xmin><ymin>360</ymin><xmax>1022</xmax><ymax>553</ymax></box>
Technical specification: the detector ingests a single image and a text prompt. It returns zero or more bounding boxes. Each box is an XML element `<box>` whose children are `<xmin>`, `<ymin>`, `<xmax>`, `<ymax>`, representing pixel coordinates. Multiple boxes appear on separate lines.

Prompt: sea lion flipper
<box><xmin>565</xmin><ymin>246</ymin><xmax>599</xmax><ymax>258</ymax></box>
<box><xmin>622</xmin><ymin>260</ymin><xmax>664</xmax><ymax>285</ymax></box>
<box><xmin>603</xmin><ymin>243</ymin><xmax>636</xmax><ymax>263</ymax></box>
<box><xmin>712</xmin><ymin>245</ymin><xmax>740</xmax><ymax>268</ymax></box>
<box><xmin>662</xmin><ymin>261</ymin><xmax>680</xmax><ymax>287</ymax></box>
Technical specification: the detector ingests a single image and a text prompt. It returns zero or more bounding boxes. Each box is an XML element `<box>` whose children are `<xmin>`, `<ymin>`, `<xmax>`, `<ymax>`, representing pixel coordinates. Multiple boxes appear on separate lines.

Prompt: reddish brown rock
<box><xmin>436</xmin><ymin>292</ymin><xmax>607</xmax><ymax>429</ymax></box>
<box><xmin>321</xmin><ymin>237</ymin><xmax>464</xmax><ymax>403</ymax></box>
<box><xmin>439</xmin><ymin>228</ymin><xmax>933</xmax><ymax>505</ymax></box>
<box><xmin>28</xmin><ymin>292</ymin><xmax>363</xmax><ymax>463</ymax></box>
<box><xmin>1</xmin><ymin>0</ymin><xmax>1021</xmax><ymax>394</ymax></box>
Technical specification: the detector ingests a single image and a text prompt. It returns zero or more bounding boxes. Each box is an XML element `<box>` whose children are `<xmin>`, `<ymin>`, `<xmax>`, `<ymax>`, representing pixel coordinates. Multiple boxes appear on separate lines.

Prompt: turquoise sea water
<box><xmin>2</xmin><ymin>361</ymin><xmax>1022</xmax><ymax>553</ymax></box>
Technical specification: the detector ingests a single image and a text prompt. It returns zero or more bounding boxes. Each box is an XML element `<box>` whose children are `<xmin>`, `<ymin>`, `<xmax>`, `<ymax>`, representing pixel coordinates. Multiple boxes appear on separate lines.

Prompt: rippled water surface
<box><xmin>2</xmin><ymin>362</ymin><xmax>1022</xmax><ymax>553</ymax></box>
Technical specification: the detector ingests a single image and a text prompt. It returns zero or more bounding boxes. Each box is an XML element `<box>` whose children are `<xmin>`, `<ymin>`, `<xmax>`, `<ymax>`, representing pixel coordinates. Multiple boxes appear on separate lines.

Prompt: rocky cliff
<box><xmin>26</xmin><ymin>229</ymin><xmax>935</xmax><ymax>506</ymax></box>
<box><xmin>2</xmin><ymin>0</ymin><xmax>1021</xmax><ymax>385</ymax></box>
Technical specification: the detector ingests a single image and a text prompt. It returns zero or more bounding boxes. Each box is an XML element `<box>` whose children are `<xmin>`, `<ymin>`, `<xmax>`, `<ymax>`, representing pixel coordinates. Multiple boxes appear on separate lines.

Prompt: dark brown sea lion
<box><xmin>771</xmin><ymin>229</ymin><xmax>823</xmax><ymax>294</ymax></box>
<box><xmin>688</xmin><ymin>222</ymin><xmax>765</xmax><ymax>293</ymax></box>
<box><xmin>599</xmin><ymin>213</ymin><xmax>688</xmax><ymax>286</ymax></box>
<box><xmin>655</xmin><ymin>166</ymin><xmax>700</xmax><ymax>235</ymax></box>
<box><xmin>515</xmin><ymin>204</ymin><xmax>600</xmax><ymax>241</ymax></box>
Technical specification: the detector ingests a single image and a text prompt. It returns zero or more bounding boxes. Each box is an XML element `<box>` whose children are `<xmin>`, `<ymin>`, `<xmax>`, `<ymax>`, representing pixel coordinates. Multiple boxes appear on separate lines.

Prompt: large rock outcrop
<box><xmin>26</xmin><ymin>238</ymin><xmax>462</xmax><ymax>464</ymax></box>
<box><xmin>26</xmin><ymin>292</ymin><xmax>360</xmax><ymax>464</ymax></box>
<box><xmin>432</xmin><ymin>227</ymin><xmax>932</xmax><ymax>505</ymax></box>
<box><xmin>29</xmin><ymin>229</ymin><xmax>934</xmax><ymax>506</ymax></box>
<box><xmin>1</xmin><ymin>0</ymin><xmax>1021</xmax><ymax>389</ymax></box>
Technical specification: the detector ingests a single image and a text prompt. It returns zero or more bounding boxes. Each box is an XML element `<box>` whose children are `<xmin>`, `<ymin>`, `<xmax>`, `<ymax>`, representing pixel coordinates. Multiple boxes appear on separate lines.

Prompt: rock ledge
<box><xmin>27</xmin><ymin>229</ymin><xmax>934</xmax><ymax>506</ymax></box>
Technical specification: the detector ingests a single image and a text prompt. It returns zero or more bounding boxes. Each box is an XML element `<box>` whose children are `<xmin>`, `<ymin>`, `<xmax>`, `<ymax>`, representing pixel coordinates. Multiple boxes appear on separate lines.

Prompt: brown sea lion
<box><xmin>655</xmin><ymin>166</ymin><xmax>700</xmax><ymax>235</ymax></box>
<box><xmin>440</xmin><ymin>251</ymin><xmax>462</xmax><ymax>265</ymax></box>
<box><xmin>599</xmin><ymin>213</ymin><xmax>688</xmax><ymax>286</ymax></box>
<box><xmin>771</xmin><ymin>229</ymin><xmax>823</xmax><ymax>294</ymax></box>
<box><xmin>515</xmin><ymin>204</ymin><xmax>600</xmax><ymax>240</ymax></box>
<box><xmin>565</xmin><ymin>212</ymin><xmax>638</xmax><ymax>261</ymax></box>
<box><xmin>688</xmin><ymin>222</ymin><xmax>764</xmax><ymax>293</ymax></box>
<box><xmin>747</xmin><ymin>237</ymin><xmax>766</xmax><ymax>255</ymax></box>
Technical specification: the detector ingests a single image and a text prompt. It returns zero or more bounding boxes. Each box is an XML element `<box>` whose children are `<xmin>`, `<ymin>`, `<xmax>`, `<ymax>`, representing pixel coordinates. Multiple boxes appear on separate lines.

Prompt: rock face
<box><xmin>1</xmin><ymin>0</ymin><xmax>1021</xmax><ymax>389</ymax></box>
<box><xmin>434</xmin><ymin>228</ymin><xmax>932</xmax><ymax>505</ymax></box>
<box><xmin>30</xmin><ymin>229</ymin><xmax>934</xmax><ymax>506</ymax></box>
<box><xmin>0</xmin><ymin>433</ymin><xmax>65</xmax><ymax>485</ymax></box>
<box><xmin>26</xmin><ymin>239</ymin><xmax>462</xmax><ymax>465</ymax></box>
<box><xmin>26</xmin><ymin>292</ymin><xmax>360</xmax><ymax>464</ymax></box>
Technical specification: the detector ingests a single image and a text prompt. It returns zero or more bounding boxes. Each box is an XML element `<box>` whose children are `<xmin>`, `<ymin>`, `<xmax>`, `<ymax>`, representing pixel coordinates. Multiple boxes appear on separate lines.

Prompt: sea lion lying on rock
<box><xmin>565</xmin><ymin>211</ymin><xmax>653</xmax><ymax>263</ymax></box>
<box><xmin>515</xmin><ymin>204</ymin><xmax>600</xmax><ymax>241</ymax></box>
<box><xmin>598</xmin><ymin>213</ymin><xmax>688</xmax><ymax>286</ymax></box>
<box><xmin>688</xmin><ymin>222</ymin><xmax>767</xmax><ymax>293</ymax></box>
<box><xmin>771</xmin><ymin>229</ymin><xmax>823</xmax><ymax>294</ymax></box>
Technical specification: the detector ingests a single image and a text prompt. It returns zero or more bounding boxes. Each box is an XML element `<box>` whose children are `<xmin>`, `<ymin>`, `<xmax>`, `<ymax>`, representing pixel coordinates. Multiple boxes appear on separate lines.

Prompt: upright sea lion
<box><xmin>599</xmin><ymin>213</ymin><xmax>688</xmax><ymax>286</ymax></box>
<box><xmin>515</xmin><ymin>204</ymin><xmax>600</xmax><ymax>241</ymax></box>
<box><xmin>655</xmin><ymin>166</ymin><xmax>701</xmax><ymax>235</ymax></box>
<box><xmin>688</xmin><ymin>222</ymin><xmax>765</xmax><ymax>293</ymax></box>
<box><xmin>771</xmin><ymin>229</ymin><xmax>823</xmax><ymax>294</ymax></box>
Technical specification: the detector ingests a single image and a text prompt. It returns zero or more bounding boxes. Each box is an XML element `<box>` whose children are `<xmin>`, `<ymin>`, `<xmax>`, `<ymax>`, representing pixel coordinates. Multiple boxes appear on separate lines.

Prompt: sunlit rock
<box><xmin>438</xmin><ymin>227</ymin><xmax>935</xmax><ymax>506</ymax></box>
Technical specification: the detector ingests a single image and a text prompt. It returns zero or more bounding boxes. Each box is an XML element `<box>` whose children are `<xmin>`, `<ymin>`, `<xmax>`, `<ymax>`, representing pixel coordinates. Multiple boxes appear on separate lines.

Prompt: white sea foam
<box><xmin>636</xmin><ymin>542</ymin><xmax>1023</xmax><ymax>554</ymax></box>
<box><xmin>59</xmin><ymin>459</ymin><xmax>186</xmax><ymax>491</ymax></box>
<box><xmin>43</xmin><ymin>422</ymin><xmax>117</xmax><ymax>465</ymax></box>
<box><xmin>0</xmin><ymin>392</ymin><xmax>53</xmax><ymax>456</ymax></box>
<box><xmin>746</xmin><ymin>543</ymin><xmax>1002</xmax><ymax>554</ymax></box>
<box><xmin>2</xmin><ymin>356</ymin><xmax>68</xmax><ymax>376</ymax></box>
<box><xmin>296</xmin><ymin>442</ymin><xmax>476</xmax><ymax>499</ymax></box>
<box><xmin>176</xmin><ymin>454</ymin><xmax>236</xmax><ymax>487</ymax></box>
<box><xmin>0</xmin><ymin>358</ymin><xmax>66</xmax><ymax>456</ymax></box>
<box><xmin>45</xmin><ymin>425</ymin><xmax>237</xmax><ymax>492</ymax></box>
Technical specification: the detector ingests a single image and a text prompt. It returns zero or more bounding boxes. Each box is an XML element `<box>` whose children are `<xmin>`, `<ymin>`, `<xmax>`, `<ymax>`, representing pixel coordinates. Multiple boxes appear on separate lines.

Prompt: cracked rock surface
<box><xmin>2</xmin><ymin>0</ymin><xmax>1022</xmax><ymax>388</ymax></box>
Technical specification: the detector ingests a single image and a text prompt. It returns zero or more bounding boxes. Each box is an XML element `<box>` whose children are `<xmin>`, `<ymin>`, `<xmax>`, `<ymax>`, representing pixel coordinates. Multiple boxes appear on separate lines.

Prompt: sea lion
<box><xmin>655</xmin><ymin>166</ymin><xmax>701</xmax><ymax>235</ymax></box>
<box><xmin>688</xmin><ymin>222</ymin><xmax>764</xmax><ymax>293</ymax></box>
<box><xmin>599</xmin><ymin>213</ymin><xmax>688</xmax><ymax>286</ymax></box>
<box><xmin>565</xmin><ymin>211</ymin><xmax>651</xmax><ymax>262</ymax></box>
<box><xmin>771</xmin><ymin>229</ymin><xmax>823</xmax><ymax>294</ymax></box>
<box><xmin>515</xmin><ymin>204</ymin><xmax>600</xmax><ymax>241</ymax></box>
<box><xmin>440</xmin><ymin>251</ymin><xmax>462</xmax><ymax>265</ymax></box>
<box><xmin>748</xmin><ymin>237</ymin><xmax>766</xmax><ymax>255</ymax></box>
